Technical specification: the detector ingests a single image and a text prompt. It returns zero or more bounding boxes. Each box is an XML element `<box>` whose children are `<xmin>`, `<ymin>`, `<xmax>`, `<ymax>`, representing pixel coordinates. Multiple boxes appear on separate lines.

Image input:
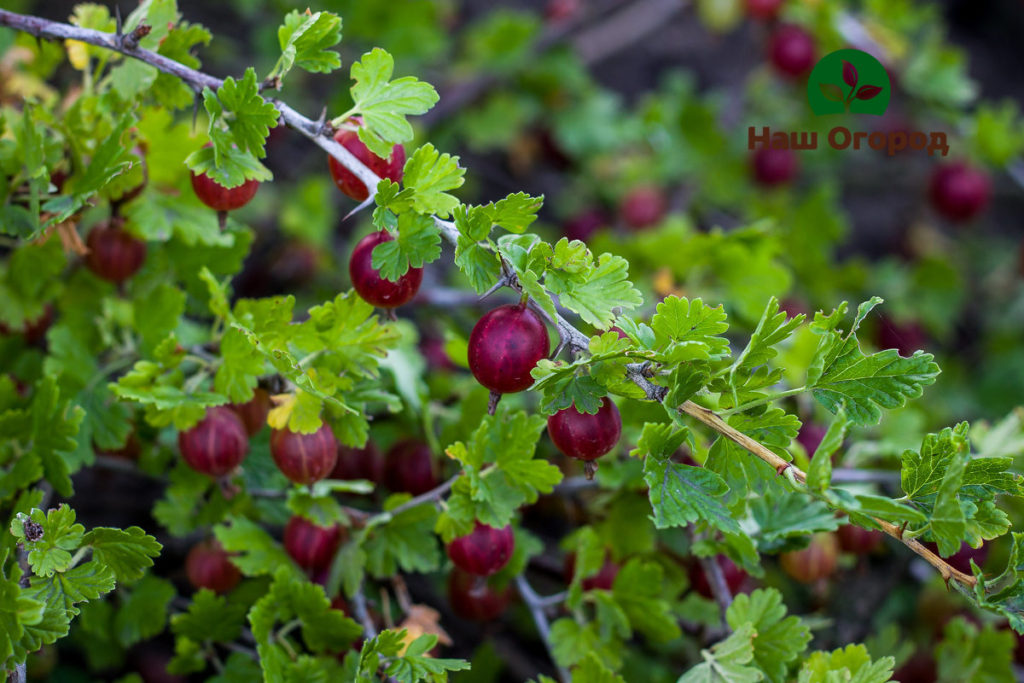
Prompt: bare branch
<box><xmin>515</xmin><ymin>575</ymin><xmax>570</xmax><ymax>683</ymax></box>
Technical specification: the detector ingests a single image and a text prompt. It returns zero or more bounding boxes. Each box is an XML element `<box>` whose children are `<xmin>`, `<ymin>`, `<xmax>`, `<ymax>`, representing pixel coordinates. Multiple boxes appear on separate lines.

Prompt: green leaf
<box><xmin>572</xmin><ymin>653</ymin><xmax>626</xmax><ymax>683</ymax></box>
<box><xmin>369</xmin><ymin>213</ymin><xmax>442</xmax><ymax>281</ymax></box>
<box><xmin>806</xmin><ymin>413</ymin><xmax>847</xmax><ymax>493</ymax></box>
<box><xmin>364</xmin><ymin>502</ymin><xmax>441</xmax><ymax>576</ymax></box>
<box><xmin>83</xmin><ymin>527</ymin><xmax>162</xmax><ymax>582</ymax></box>
<box><xmin>11</xmin><ymin>505</ymin><xmax>84</xmax><ymax>578</ymax></box>
<box><xmin>171</xmin><ymin>589</ymin><xmax>247</xmax><ymax>643</ymax></box>
<box><xmin>639</xmin><ymin>424</ymin><xmax>742</xmax><ymax>536</ymax></box>
<box><xmin>650</xmin><ymin>296</ymin><xmax>730</xmax><ymax>354</ymax></box>
<box><xmin>796</xmin><ymin>644</ymin><xmax>894</xmax><ymax>683</ymax></box>
<box><xmin>745</xmin><ymin>495</ymin><xmax>841</xmax><ymax>554</ymax></box>
<box><xmin>678</xmin><ymin>623</ymin><xmax>761</xmax><ymax>683</ymax></box>
<box><xmin>214</xmin><ymin>516</ymin><xmax>301</xmax><ymax>579</ymax></box>
<box><xmin>935</xmin><ymin>617</ymin><xmax>1015</xmax><ymax>683</ymax></box>
<box><xmin>610</xmin><ymin>559</ymin><xmax>681</xmax><ymax>643</ymax></box>
<box><xmin>348</xmin><ymin>48</ymin><xmax>439</xmax><ymax>156</ymax></box>
<box><xmin>401</xmin><ymin>143</ymin><xmax>465</xmax><ymax>217</ymax></box>
<box><xmin>275</xmin><ymin>11</ymin><xmax>342</xmax><ymax>80</ymax></box>
<box><xmin>547</xmin><ymin>252</ymin><xmax>643</xmax><ymax>330</ymax></box>
<box><xmin>203</xmin><ymin>67</ymin><xmax>279</xmax><ymax>157</ymax></box>
<box><xmin>383</xmin><ymin>633</ymin><xmax>471</xmax><ymax>681</ymax></box>
<box><xmin>726</xmin><ymin>589</ymin><xmax>810</xmax><ymax>683</ymax></box>
<box><xmin>114</xmin><ymin>575</ymin><xmax>175</xmax><ymax>647</ymax></box>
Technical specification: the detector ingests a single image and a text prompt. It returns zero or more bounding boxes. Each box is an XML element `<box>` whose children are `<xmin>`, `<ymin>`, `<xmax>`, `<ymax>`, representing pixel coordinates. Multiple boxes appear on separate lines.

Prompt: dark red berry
<box><xmin>923</xmin><ymin>541</ymin><xmax>987</xmax><ymax>575</ymax></box>
<box><xmin>892</xmin><ymin>654</ymin><xmax>937</xmax><ymax>683</ymax></box>
<box><xmin>349</xmin><ymin>231</ymin><xmax>423</xmax><ymax>308</ymax></box>
<box><xmin>547</xmin><ymin>397</ymin><xmax>622</xmax><ymax>462</ymax></box>
<box><xmin>85</xmin><ymin>223</ymin><xmax>147</xmax><ymax>284</ymax></box>
<box><xmin>620</xmin><ymin>186</ymin><xmax>667</xmax><ymax>230</ymax></box>
<box><xmin>178</xmin><ymin>406</ymin><xmax>249</xmax><ymax>477</ymax></box>
<box><xmin>2</xmin><ymin>305</ymin><xmax>54</xmax><ymax>345</ymax></box>
<box><xmin>332</xmin><ymin>440</ymin><xmax>385</xmax><ymax>485</ymax></box>
<box><xmin>876</xmin><ymin>316</ymin><xmax>928</xmax><ymax>357</ymax></box>
<box><xmin>468</xmin><ymin>304</ymin><xmax>550</xmax><ymax>394</ymax></box>
<box><xmin>328</xmin><ymin>118</ymin><xmax>406</xmax><ymax>201</ymax></box>
<box><xmin>780</xmin><ymin>532</ymin><xmax>838</xmax><ymax>583</ymax></box>
<box><xmin>384</xmin><ymin>440</ymin><xmax>438</xmax><ymax>495</ymax></box>
<box><xmin>796</xmin><ymin>422</ymin><xmax>827</xmax><ymax>455</ymax></box>
<box><xmin>230</xmin><ymin>387</ymin><xmax>271</xmax><ymax>436</ymax></box>
<box><xmin>689</xmin><ymin>556</ymin><xmax>748</xmax><ymax>599</ymax></box>
<box><xmin>746</xmin><ymin>0</ymin><xmax>784</xmax><ymax>20</ymax></box>
<box><xmin>190</xmin><ymin>171</ymin><xmax>259</xmax><ymax>212</ymax></box>
<box><xmin>751</xmin><ymin>147</ymin><xmax>798</xmax><ymax>186</ymax></box>
<box><xmin>545</xmin><ymin>0</ymin><xmax>581</xmax><ymax>22</ymax></box>
<box><xmin>186</xmin><ymin>538</ymin><xmax>241</xmax><ymax>594</ymax></box>
<box><xmin>447</xmin><ymin>522</ymin><xmax>515</xmax><ymax>577</ymax></box>
<box><xmin>929</xmin><ymin>162</ymin><xmax>990</xmax><ymax>222</ymax></box>
<box><xmin>448</xmin><ymin>568</ymin><xmax>512</xmax><ymax>620</ymax></box>
<box><xmin>837</xmin><ymin>524</ymin><xmax>884</xmax><ymax>555</ymax></box>
<box><xmin>270</xmin><ymin>422</ymin><xmax>338</xmax><ymax>485</ymax></box>
<box><xmin>564</xmin><ymin>553</ymin><xmax>620</xmax><ymax>591</ymax></box>
<box><xmin>769</xmin><ymin>25</ymin><xmax>815</xmax><ymax>77</ymax></box>
<box><xmin>283</xmin><ymin>515</ymin><xmax>344</xmax><ymax>571</ymax></box>
<box><xmin>563</xmin><ymin>209</ymin><xmax>606</xmax><ymax>242</ymax></box>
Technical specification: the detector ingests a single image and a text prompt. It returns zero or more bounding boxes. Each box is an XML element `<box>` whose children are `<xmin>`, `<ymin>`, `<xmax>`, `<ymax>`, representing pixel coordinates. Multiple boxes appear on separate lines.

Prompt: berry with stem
<box><xmin>332</xmin><ymin>440</ymin><xmax>385</xmax><ymax>486</ymax></box>
<box><xmin>780</xmin><ymin>532</ymin><xmax>839</xmax><ymax>583</ymax></box>
<box><xmin>547</xmin><ymin>397</ymin><xmax>622</xmax><ymax>478</ymax></box>
<box><xmin>186</xmin><ymin>538</ymin><xmax>241</xmax><ymax>594</ymax></box>
<box><xmin>929</xmin><ymin>162</ymin><xmax>991</xmax><ymax>222</ymax></box>
<box><xmin>620</xmin><ymin>186</ymin><xmax>667</xmax><ymax>230</ymax></box>
<box><xmin>448</xmin><ymin>568</ymin><xmax>512</xmax><ymax>621</ymax></box>
<box><xmin>190</xmin><ymin>168</ymin><xmax>259</xmax><ymax>213</ymax></box>
<box><xmin>447</xmin><ymin>522</ymin><xmax>515</xmax><ymax>577</ymax></box>
<box><xmin>283</xmin><ymin>515</ymin><xmax>344</xmax><ymax>572</ymax></box>
<box><xmin>230</xmin><ymin>387</ymin><xmax>271</xmax><ymax>436</ymax></box>
<box><xmin>384</xmin><ymin>440</ymin><xmax>438</xmax><ymax>495</ymax></box>
<box><xmin>349</xmin><ymin>231</ymin><xmax>423</xmax><ymax>308</ymax></box>
<box><xmin>468</xmin><ymin>303</ymin><xmax>550</xmax><ymax>401</ymax></box>
<box><xmin>328</xmin><ymin>117</ymin><xmax>406</xmax><ymax>201</ymax></box>
<box><xmin>178</xmin><ymin>407</ymin><xmax>249</xmax><ymax>477</ymax></box>
<box><xmin>85</xmin><ymin>222</ymin><xmax>147</xmax><ymax>284</ymax></box>
<box><xmin>270</xmin><ymin>422</ymin><xmax>338</xmax><ymax>485</ymax></box>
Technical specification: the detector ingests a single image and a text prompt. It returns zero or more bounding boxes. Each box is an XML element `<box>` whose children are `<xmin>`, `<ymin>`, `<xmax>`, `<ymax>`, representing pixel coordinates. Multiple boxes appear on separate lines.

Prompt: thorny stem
<box><xmin>0</xmin><ymin>4</ymin><xmax>979</xmax><ymax>635</ymax></box>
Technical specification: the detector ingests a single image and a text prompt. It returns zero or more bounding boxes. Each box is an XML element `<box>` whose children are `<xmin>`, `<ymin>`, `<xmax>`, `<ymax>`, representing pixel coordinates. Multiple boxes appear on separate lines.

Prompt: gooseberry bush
<box><xmin>2</xmin><ymin>1</ymin><xmax>1024</xmax><ymax>681</ymax></box>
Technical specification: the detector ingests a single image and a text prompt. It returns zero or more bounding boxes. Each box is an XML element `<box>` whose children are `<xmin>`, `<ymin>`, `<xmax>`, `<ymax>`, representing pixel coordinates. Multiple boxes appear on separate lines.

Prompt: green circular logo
<box><xmin>806</xmin><ymin>49</ymin><xmax>890</xmax><ymax>116</ymax></box>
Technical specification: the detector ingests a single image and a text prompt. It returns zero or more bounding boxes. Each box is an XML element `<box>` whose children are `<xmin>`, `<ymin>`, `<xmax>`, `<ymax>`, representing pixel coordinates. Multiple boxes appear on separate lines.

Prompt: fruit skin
<box><xmin>746</xmin><ymin>0</ymin><xmax>784</xmax><ymax>20</ymax></box>
<box><xmin>349</xmin><ymin>231</ymin><xmax>423</xmax><ymax>308</ymax></box>
<box><xmin>270</xmin><ymin>422</ymin><xmax>339</xmax><ymax>485</ymax></box>
<box><xmin>547</xmin><ymin>397</ymin><xmax>622</xmax><ymax>462</ymax></box>
<box><xmin>186</xmin><ymin>538</ymin><xmax>241</xmax><ymax>594</ymax></box>
<box><xmin>780</xmin><ymin>532</ymin><xmax>839</xmax><ymax>583</ymax></box>
<box><xmin>448</xmin><ymin>568</ymin><xmax>512</xmax><ymax>620</ymax></box>
<box><xmin>178</xmin><ymin>406</ymin><xmax>249</xmax><ymax>477</ymax></box>
<box><xmin>190</xmin><ymin>170</ymin><xmax>259</xmax><ymax>212</ymax></box>
<box><xmin>796</xmin><ymin>422</ymin><xmax>827</xmax><ymax>455</ymax></box>
<box><xmin>769</xmin><ymin>25</ymin><xmax>815</xmax><ymax>77</ymax></box>
<box><xmin>689</xmin><ymin>556</ymin><xmax>748</xmax><ymax>599</ymax></box>
<box><xmin>328</xmin><ymin>119</ymin><xmax>406</xmax><ymax>201</ymax></box>
<box><xmin>85</xmin><ymin>223</ymin><xmax>147</xmax><ymax>284</ymax></box>
<box><xmin>891</xmin><ymin>653</ymin><xmax>937</xmax><ymax>683</ymax></box>
<box><xmin>876</xmin><ymin>316</ymin><xmax>927</xmax><ymax>357</ymax></box>
<box><xmin>283</xmin><ymin>515</ymin><xmax>344</xmax><ymax>571</ymax></box>
<box><xmin>230</xmin><ymin>387</ymin><xmax>271</xmax><ymax>436</ymax></box>
<box><xmin>620</xmin><ymin>186</ymin><xmax>667</xmax><ymax>230</ymax></box>
<box><xmin>384</xmin><ymin>440</ymin><xmax>438</xmax><ymax>495</ymax></box>
<box><xmin>447</xmin><ymin>522</ymin><xmax>515</xmax><ymax>577</ymax></box>
<box><xmin>751</xmin><ymin>147</ymin><xmax>798</xmax><ymax>186</ymax></box>
<box><xmin>929</xmin><ymin>162</ymin><xmax>991</xmax><ymax>221</ymax></box>
<box><xmin>468</xmin><ymin>304</ymin><xmax>550</xmax><ymax>394</ymax></box>
<box><xmin>563</xmin><ymin>209</ymin><xmax>606</xmax><ymax>242</ymax></box>
<box><xmin>564</xmin><ymin>553</ymin><xmax>620</xmax><ymax>591</ymax></box>
<box><xmin>837</xmin><ymin>524</ymin><xmax>884</xmax><ymax>555</ymax></box>
<box><xmin>332</xmin><ymin>440</ymin><xmax>385</xmax><ymax>485</ymax></box>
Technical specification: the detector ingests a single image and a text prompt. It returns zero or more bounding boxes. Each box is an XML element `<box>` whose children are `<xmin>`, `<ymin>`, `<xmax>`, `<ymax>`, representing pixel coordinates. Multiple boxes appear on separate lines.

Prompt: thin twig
<box><xmin>691</xmin><ymin>531</ymin><xmax>732</xmax><ymax>627</ymax></box>
<box><xmin>515</xmin><ymin>575</ymin><xmax>570</xmax><ymax>683</ymax></box>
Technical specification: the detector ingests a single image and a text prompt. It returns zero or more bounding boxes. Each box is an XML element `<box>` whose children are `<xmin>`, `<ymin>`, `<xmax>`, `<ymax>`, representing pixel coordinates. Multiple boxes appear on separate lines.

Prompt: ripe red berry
<box><xmin>190</xmin><ymin>170</ymin><xmax>259</xmax><ymax>212</ymax></box>
<box><xmin>746</xmin><ymin>0</ymin><xmax>784</xmax><ymax>20</ymax></box>
<box><xmin>545</xmin><ymin>0</ymin><xmax>581</xmax><ymax>23</ymax></box>
<box><xmin>620</xmin><ymin>186</ymin><xmax>667</xmax><ymax>230</ymax></box>
<box><xmin>769</xmin><ymin>25</ymin><xmax>815</xmax><ymax>78</ymax></box>
<box><xmin>923</xmin><ymin>541</ymin><xmax>987</xmax><ymax>575</ymax></box>
<box><xmin>564</xmin><ymin>553</ymin><xmax>620</xmax><ymax>591</ymax></box>
<box><xmin>780</xmin><ymin>532</ymin><xmax>839</xmax><ymax>583</ymax></box>
<box><xmin>384</xmin><ymin>440</ymin><xmax>438</xmax><ymax>495</ymax></box>
<box><xmin>85</xmin><ymin>223</ymin><xmax>147</xmax><ymax>284</ymax></box>
<box><xmin>448</xmin><ymin>569</ymin><xmax>512</xmax><ymax>620</ymax></box>
<box><xmin>230</xmin><ymin>387</ymin><xmax>271</xmax><ymax>436</ymax></box>
<box><xmin>751</xmin><ymin>147</ymin><xmax>798</xmax><ymax>186</ymax></box>
<box><xmin>178</xmin><ymin>406</ymin><xmax>249</xmax><ymax>477</ymax></box>
<box><xmin>837</xmin><ymin>524</ymin><xmax>884</xmax><ymax>555</ymax></box>
<box><xmin>892</xmin><ymin>653</ymin><xmax>937</xmax><ymax>683</ymax></box>
<box><xmin>186</xmin><ymin>538</ymin><xmax>241</xmax><ymax>594</ymax></box>
<box><xmin>468</xmin><ymin>304</ymin><xmax>550</xmax><ymax>394</ymax></box>
<box><xmin>547</xmin><ymin>397</ymin><xmax>622</xmax><ymax>462</ymax></box>
<box><xmin>270</xmin><ymin>422</ymin><xmax>338</xmax><ymax>485</ymax></box>
<box><xmin>796</xmin><ymin>422</ymin><xmax>827</xmax><ymax>455</ymax></box>
<box><xmin>876</xmin><ymin>316</ymin><xmax>928</xmax><ymax>357</ymax></box>
<box><xmin>349</xmin><ymin>231</ymin><xmax>423</xmax><ymax>308</ymax></box>
<box><xmin>689</xmin><ymin>556</ymin><xmax>748</xmax><ymax>599</ymax></box>
<box><xmin>328</xmin><ymin>119</ymin><xmax>406</xmax><ymax>201</ymax></box>
<box><xmin>447</xmin><ymin>522</ymin><xmax>515</xmax><ymax>577</ymax></box>
<box><xmin>283</xmin><ymin>515</ymin><xmax>344</xmax><ymax>571</ymax></box>
<box><xmin>332</xmin><ymin>440</ymin><xmax>385</xmax><ymax>485</ymax></box>
<box><xmin>928</xmin><ymin>162</ymin><xmax>991</xmax><ymax>222</ymax></box>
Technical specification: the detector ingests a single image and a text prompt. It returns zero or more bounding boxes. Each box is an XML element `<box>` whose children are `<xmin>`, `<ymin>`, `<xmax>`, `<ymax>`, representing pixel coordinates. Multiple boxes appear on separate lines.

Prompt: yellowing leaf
<box><xmin>267</xmin><ymin>393</ymin><xmax>296</xmax><ymax>429</ymax></box>
<box><xmin>65</xmin><ymin>40</ymin><xmax>90</xmax><ymax>70</ymax></box>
